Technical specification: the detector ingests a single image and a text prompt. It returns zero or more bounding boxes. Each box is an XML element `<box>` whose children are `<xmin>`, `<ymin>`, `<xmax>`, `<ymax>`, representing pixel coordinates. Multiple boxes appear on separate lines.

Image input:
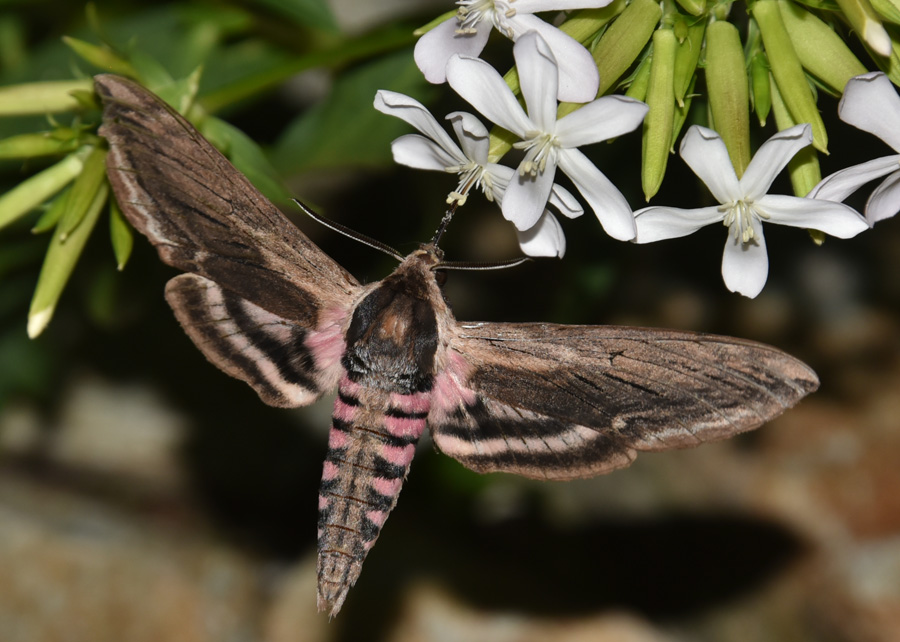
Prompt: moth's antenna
<box><xmin>431</xmin><ymin>201</ymin><xmax>459</xmax><ymax>247</ymax></box>
<box><xmin>438</xmin><ymin>257</ymin><xmax>532</xmax><ymax>271</ymax></box>
<box><xmin>293</xmin><ymin>199</ymin><xmax>404</xmax><ymax>261</ymax></box>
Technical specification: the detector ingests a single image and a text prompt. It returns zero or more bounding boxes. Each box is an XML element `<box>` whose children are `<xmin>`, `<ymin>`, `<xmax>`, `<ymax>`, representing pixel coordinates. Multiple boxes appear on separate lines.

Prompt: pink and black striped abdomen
<box><xmin>316</xmin><ymin>376</ymin><xmax>430</xmax><ymax>616</ymax></box>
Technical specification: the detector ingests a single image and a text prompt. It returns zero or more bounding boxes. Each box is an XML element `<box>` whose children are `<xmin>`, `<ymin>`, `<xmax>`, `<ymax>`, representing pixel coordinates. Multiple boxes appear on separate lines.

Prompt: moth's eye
<box><xmin>434</xmin><ymin>269</ymin><xmax>447</xmax><ymax>287</ymax></box>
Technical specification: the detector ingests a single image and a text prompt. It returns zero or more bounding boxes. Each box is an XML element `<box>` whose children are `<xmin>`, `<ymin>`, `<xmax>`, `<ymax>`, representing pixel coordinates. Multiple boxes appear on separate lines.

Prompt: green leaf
<box><xmin>31</xmin><ymin>185</ymin><xmax>72</xmax><ymax>234</ymax></box>
<box><xmin>0</xmin><ymin>132</ymin><xmax>80</xmax><ymax>159</ymax></box>
<box><xmin>62</xmin><ymin>35</ymin><xmax>137</xmax><ymax>77</ymax></box>
<box><xmin>0</xmin><ymin>79</ymin><xmax>93</xmax><ymax>116</ymax></box>
<box><xmin>244</xmin><ymin>0</ymin><xmax>338</xmax><ymax>32</ymax></box>
<box><xmin>201</xmin><ymin>116</ymin><xmax>292</xmax><ymax>204</ymax></box>
<box><xmin>0</xmin><ymin>148</ymin><xmax>88</xmax><ymax>231</ymax></box>
<box><xmin>57</xmin><ymin>145</ymin><xmax>107</xmax><ymax>240</ymax></box>
<box><xmin>28</xmin><ymin>181</ymin><xmax>109</xmax><ymax>339</ymax></box>
<box><xmin>272</xmin><ymin>49</ymin><xmax>431</xmax><ymax>173</ymax></box>
<box><xmin>109</xmin><ymin>197</ymin><xmax>133</xmax><ymax>271</ymax></box>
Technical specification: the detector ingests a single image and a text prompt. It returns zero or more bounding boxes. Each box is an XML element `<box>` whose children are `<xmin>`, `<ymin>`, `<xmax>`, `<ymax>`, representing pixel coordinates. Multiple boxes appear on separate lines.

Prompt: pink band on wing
<box><xmin>306</xmin><ymin>306</ymin><xmax>348</xmax><ymax>368</ymax></box>
<box><xmin>430</xmin><ymin>350</ymin><xmax>476</xmax><ymax>414</ymax></box>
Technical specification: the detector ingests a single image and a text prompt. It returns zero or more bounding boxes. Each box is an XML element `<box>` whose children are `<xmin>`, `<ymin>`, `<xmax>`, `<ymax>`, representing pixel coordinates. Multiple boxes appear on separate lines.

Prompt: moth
<box><xmin>95</xmin><ymin>74</ymin><xmax>819</xmax><ymax>617</ymax></box>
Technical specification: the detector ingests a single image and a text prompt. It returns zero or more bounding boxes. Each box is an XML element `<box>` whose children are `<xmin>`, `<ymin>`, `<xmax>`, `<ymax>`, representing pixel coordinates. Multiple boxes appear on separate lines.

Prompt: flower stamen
<box><xmin>513</xmin><ymin>131</ymin><xmax>559</xmax><ymax>177</ymax></box>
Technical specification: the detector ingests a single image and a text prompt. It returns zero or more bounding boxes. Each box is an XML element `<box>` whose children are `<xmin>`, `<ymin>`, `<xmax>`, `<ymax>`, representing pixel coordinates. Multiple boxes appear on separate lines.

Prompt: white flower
<box><xmin>374</xmin><ymin>89</ymin><xmax>581</xmax><ymax>257</ymax></box>
<box><xmin>634</xmin><ymin>124</ymin><xmax>869</xmax><ymax>298</ymax></box>
<box><xmin>445</xmin><ymin>31</ymin><xmax>647</xmax><ymax>241</ymax></box>
<box><xmin>414</xmin><ymin>0</ymin><xmax>611</xmax><ymax>103</ymax></box>
<box><xmin>808</xmin><ymin>72</ymin><xmax>900</xmax><ymax>225</ymax></box>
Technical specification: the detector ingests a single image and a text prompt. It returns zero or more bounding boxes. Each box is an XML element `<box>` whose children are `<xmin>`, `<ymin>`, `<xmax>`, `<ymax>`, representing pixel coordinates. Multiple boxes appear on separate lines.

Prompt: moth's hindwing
<box><xmin>165</xmin><ymin>274</ymin><xmax>345</xmax><ymax>407</ymax></box>
<box><xmin>432</xmin><ymin>323</ymin><xmax>819</xmax><ymax>480</ymax></box>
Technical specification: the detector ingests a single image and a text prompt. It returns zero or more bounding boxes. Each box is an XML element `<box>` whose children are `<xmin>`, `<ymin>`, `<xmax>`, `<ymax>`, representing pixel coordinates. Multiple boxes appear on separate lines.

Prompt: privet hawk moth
<box><xmin>94</xmin><ymin>74</ymin><xmax>819</xmax><ymax>617</ymax></box>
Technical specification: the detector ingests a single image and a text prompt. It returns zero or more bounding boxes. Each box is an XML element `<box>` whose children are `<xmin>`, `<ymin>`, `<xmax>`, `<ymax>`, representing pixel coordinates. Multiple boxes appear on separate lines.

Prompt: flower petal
<box><xmin>447</xmin><ymin>111</ymin><xmax>490</xmax><ymax>164</ymax></box>
<box><xmin>484</xmin><ymin>162</ymin><xmax>513</xmax><ymax>202</ymax></box>
<box><xmin>721</xmin><ymin>221</ymin><xmax>768</xmax><ymax>298</ymax></box>
<box><xmin>413</xmin><ymin>18</ymin><xmax>490</xmax><ymax>84</ymax></box>
<box><xmin>374</xmin><ymin>90</ymin><xmax>464</xmax><ymax>162</ymax></box>
<box><xmin>517</xmin><ymin>211</ymin><xmax>566</xmax><ymax>258</ymax></box>
<box><xmin>741</xmin><ymin>124</ymin><xmax>812</xmax><ymax>200</ymax></box>
<box><xmin>391</xmin><ymin>134</ymin><xmax>462</xmax><ymax>171</ymax></box>
<box><xmin>866</xmin><ymin>169</ymin><xmax>900</xmax><ymax>224</ymax></box>
<box><xmin>679</xmin><ymin>126</ymin><xmax>742</xmax><ymax>203</ymax></box>
<box><xmin>633</xmin><ymin>205</ymin><xmax>724</xmax><ymax>243</ymax></box>
<box><xmin>808</xmin><ymin>156</ymin><xmax>900</xmax><ymax>201</ymax></box>
<box><xmin>508</xmin><ymin>15</ymin><xmax>599</xmax><ymax>104</ymax></box>
<box><xmin>558</xmin><ymin>148</ymin><xmax>636</xmax><ymax>240</ymax></box>
<box><xmin>548</xmin><ymin>183</ymin><xmax>583</xmax><ymax>218</ymax></box>
<box><xmin>512</xmin><ymin>30</ymin><xmax>559</xmax><ymax>131</ymax></box>
<box><xmin>556</xmin><ymin>95</ymin><xmax>648</xmax><ymax>147</ymax></box>
<box><xmin>502</xmin><ymin>161</ymin><xmax>558</xmax><ymax>230</ymax></box>
<box><xmin>839</xmin><ymin>72</ymin><xmax>900</xmax><ymax>152</ymax></box>
<box><xmin>446</xmin><ymin>54</ymin><xmax>534</xmax><ymax>137</ymax></box>
<box><xmin>755</xmin><ymin>194</ymin><xmax>869</xmax><ymax>238</ymax></box>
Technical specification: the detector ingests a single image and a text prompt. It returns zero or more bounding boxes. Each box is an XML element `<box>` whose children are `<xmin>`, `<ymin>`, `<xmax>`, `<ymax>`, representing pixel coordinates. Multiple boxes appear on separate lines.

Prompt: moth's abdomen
<box><xmin>316</xmin><ymin>376</ymin><xmax>429</xmax><ymax>616</ymax></box>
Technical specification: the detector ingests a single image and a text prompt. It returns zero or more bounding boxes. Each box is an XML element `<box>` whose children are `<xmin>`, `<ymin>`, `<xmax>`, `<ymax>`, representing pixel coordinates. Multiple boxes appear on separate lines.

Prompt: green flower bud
<box><xmin>0</xmin><ymin>79</ymin><xmax>93</xmax><ymax>116</ymax></box>
<box><xmin>675</xmin><ymin>0</ymin><xmax>707</xmax><ymax>17</ymax></box>
<box><xmin>834</xmin><ymin>0</ymin><xmax>892</xmax><ymax>56</ymax></box>
<box><xmin>706</xmin><ymin>21</ymin><xmax>751</xmax><ymax>176</ymax></box>
<box><xmin>778</xmin><ymin>1</ymin><xmax>867</xmax><ymax>93</ymax></box>
<box><xmin>625</xmin><ymin>53</ymin><xmax>653</xmax><ymax>102</ymax></box>
<box><xmin>594</xmin><ymin>0</ymin><xmax>662</xmax><ymax>95</ymax></box>
<box><xmin>643</xmin><ymin>28</ymin><xmax>677</xmax><ymax>200</ymax></box>
<box><xmin>750</xmin><ymin>52</ymin><xmax>772</xmax><ymax>125</ymax></box>
<box><xmin>869</xmin><ymin>0</ymin><xmax>900</xmax><ymax>25</ymax></box>
<box><xmin>559</xmin><ymin>1</ymin><xmax>626</xmax><ymax>43</ymax></box>
<box><xmin>754</xmin><ymin>1</ymin><xmax>828</xmax><ymax>152</ymax></box>
<box><xmin>673</xmin><ymin>20</ymin><xmax>706</xmax><ymax>108</ymax></box>
<box><xmin>769</xmin><ymin>75</ymin><xmax>822</xmax><ymax>197</ymax></box>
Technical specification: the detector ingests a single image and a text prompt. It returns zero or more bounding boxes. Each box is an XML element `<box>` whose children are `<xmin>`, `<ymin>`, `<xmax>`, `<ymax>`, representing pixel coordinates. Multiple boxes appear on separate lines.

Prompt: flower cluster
<box><xmin>380</xmin><ymin>25</ymin><xmax>646</xmax><ymax>257</ymax></box>
<box><xmin>375</xmin><ymin>1</ymin><xmax>898</xmax><ymax>296</ymax></box>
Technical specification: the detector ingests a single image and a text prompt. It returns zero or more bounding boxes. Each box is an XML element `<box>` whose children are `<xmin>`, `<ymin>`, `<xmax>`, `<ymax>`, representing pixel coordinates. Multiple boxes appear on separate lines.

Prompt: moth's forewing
<box><xmin>96</xmin><ymin>73</ymin><xmax>360</xmax><ymax>407</ymax></box>
<box><xmin>430</xmin><ymin>323</ymin><xmax>819</xmax><ymax>480</ymax></box>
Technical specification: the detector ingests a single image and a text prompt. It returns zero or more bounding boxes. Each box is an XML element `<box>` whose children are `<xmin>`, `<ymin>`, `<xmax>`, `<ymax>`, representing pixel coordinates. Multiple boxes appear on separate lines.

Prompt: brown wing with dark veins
<box><xmin>96</xmin><ymin>74</ymin><xmax>359</xmax><ymax>406</ymax></box>
<box><xmin>431</xmin><ymin>322</ymin><xmax>818</xmax><ymax>480</ymax></box>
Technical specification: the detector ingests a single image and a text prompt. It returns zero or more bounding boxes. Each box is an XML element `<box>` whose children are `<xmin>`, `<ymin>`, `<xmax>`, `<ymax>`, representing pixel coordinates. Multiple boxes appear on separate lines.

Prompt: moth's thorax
<box><xmin>342</xmin><ymin>245</ymin><xmax>449</xmax><ymax>394</ymax></box>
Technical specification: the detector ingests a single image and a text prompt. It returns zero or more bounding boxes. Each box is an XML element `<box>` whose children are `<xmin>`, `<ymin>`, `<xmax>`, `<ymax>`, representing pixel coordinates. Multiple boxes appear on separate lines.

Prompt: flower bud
<box><xmin>754</xmin><ymin>0</ymin><xmax>828</xmax><ymax>152</ymax></box>
<box><xmin>769</xmin><ymin>76</ymin><xmax>822</xmax><ymax>197</ymax></box>
<box><xmin>706</xmin><ymin>21</ymin><xmax>751</xmax><ymax>176</ymax></box>
<box><xmin>642</xmin><ymin>28</ymin><xmax>676</xmax><ymax>200</ymax></box>
<box><xmin>594</xmin><ymin>0</ymin><xmax>661</xmax><ymax>95</ymax></box>
<box><xmin>778</xmin><ymin>1</ymin><xmax>867</xmax><ymax>93</ymax></box>
<box><xmin>834</xmin><ymin>0</ymin><xmax>892</xmax><ymax>56</ymax></box>
<box><xmin>0</xmin><ymin>79</ymin><xmax>92</xmax><ymax>116</ymax></box>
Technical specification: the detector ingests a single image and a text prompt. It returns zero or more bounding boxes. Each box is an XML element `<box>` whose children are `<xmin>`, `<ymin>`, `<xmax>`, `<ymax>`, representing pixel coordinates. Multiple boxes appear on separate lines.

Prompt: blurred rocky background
<box><xmin>1</xmin><ymin>1</ymin><xmax>899</xmax><ymax>641</ymax></box>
